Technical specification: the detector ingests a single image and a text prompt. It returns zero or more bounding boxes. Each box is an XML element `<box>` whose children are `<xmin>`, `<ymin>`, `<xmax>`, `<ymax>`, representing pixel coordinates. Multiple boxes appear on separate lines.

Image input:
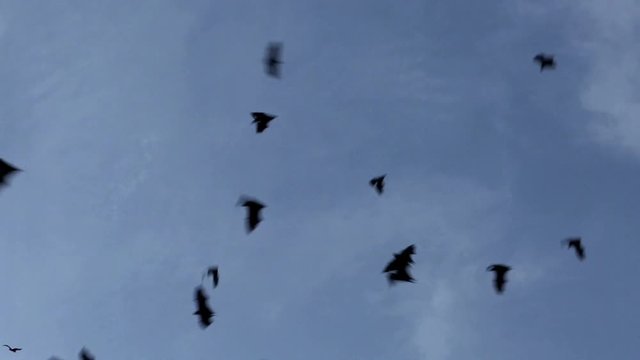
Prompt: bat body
<box><xmin>79</xmin><ymin>348</ymin><xmax>94</xmax><ymax>360</ymax></box>
<box><xmin>487</xmin><ymin>264</ymin><xmax>511</xmax><ymax>294</ymax></box>
<box><xmin>3</xmin><ymin>345</ymin><xmax>21</xmax><ymax>353</ymax></box>
<box><xmin>251</xmin><ymin>112</ymin><xmax>277</xmax><ymax>133</ymax></box>
<box><xmin>264</xmin><ymin>42</ymin><xmax>283</xmax><ymax>78</ymax></box>
<box><xmin>369</xmin><ymin>175</ymin><xmax>386</xmax><ymax>195</ymax></box>
<box><xmin>533</xmin><ymin>53</ymin><xmax>556</xmax><ymax>71</ymax></box>
<box><xmin>194</xmin><ymin>286</ymin><xmax>215</xmax><ymax>328</ymax></box>
<box><xmin>0</xmin><ymin>159</ymin><xmax>21</xmax><ymax>188</ymax></box>
<box><xmin>383</xmin><ymin>245</ymin><xmax>416</xmax><ymax>284</ymax></box>
<box><xmin>238</xmin><ymin>196</ymin><xmax>266</xmax><ymax>233</ymax></box>
<box><xmin>563</xmin><ymin>237</ymin><xmax>585</xmax><ymax>261</ymax></box>
<box><xmin>202</xmin><ymin>266</ymin><xmax>219</xmax><ymax>288</ymax></box>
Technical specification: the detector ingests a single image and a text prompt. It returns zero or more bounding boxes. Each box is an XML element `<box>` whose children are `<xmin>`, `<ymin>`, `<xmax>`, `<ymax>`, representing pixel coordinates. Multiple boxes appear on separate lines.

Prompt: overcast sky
<box><xmin>1</xmin><ymin>0</ymin><xmax>639</xmax><ymax>359</ymax></box>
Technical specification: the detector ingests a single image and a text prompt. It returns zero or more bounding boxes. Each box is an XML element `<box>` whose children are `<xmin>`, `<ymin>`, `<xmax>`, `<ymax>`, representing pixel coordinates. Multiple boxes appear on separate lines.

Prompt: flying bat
<box><xmin>237</xmin><ymin>196</ymin><xmax>266</xmax><ymax>233</ymax></box>
<box><xmin>0</xmin><ymin>159</ymin><xmax>20</xmax><ymax>188</ymax></box>
<box><xmin>193</xmin><ymin>285</ymin><xmax>215</xmax><ymax>329</ymax></box>
<box><xmin>487</xmin><ymin>264</ymin><xmax>511</xmax><ymax>294</ymax></box>
<box><xmin>562</xmin><ymin>237</ymin><xmax>585</xmax><ymax>261</ymax></box>
<box><xmin>251</xmin><ymin>112</ymin><xmax>277</xmax><ymax>133</ymax></box>
<box><xmin>533</xmin><ymin>53</ymin><xmax>556</xmax><ymax>72</ymax></box>
<box><xmin>369</xmin><ymin>175</ymin><xmax>386</xmax><ymax>195</ymax></box>
<box><xmin>202</xmin><ymin>266</ymin><xmax>219</xmax><ymax>288</ymax></box>
<box><xmin>383</xmin><ymin>244</ymin><xmax>416</xmax><ymax>284</ymax></box>
<box><xmin>3</xmin><ymin>345</ymin><xmax>21</xmax><ymax>353</ymax></box>
<box><xmin>79</xmin><ymin>348</ymin><xmax>94</xmax><ymax>360</ymax></box>
<box><xmin>264</xmin><ymin>42</ymin><xmax>283</xmax><ymax>78</ymax></box>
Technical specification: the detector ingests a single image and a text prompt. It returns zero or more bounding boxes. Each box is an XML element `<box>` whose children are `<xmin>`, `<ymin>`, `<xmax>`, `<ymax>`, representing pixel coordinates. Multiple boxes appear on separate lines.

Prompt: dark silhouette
<box><xmin>194</xmin><ymin>286</ymin><xmax>214</xmax><ymax>329</ymax></box>
<box><xmin>202</xmin><ymin>266</ymin><xmax>219</xmax><ymax>288</ymax></box>
<box><xmin>487</xmin><ymin>264</ymin><xmax>511</xmax><ymax>294</ymax></box>
<box><xmin>0</xmin><ymin>159</ymin><xmax>20</xmax><ymax>188</ymax></box>
<box><xmin>251</xmin><ymin>112</ymin><xmax>277</xmax><ymax>133</ymax></box>
<box><xmin>3</xmin><ymin>345</ymin><xmax>21</xmax><ymax>353</ymax></box>
<box><xmin>237</xmin><ymin>196</ymin><xmax>266</xmax><ymax>233</ymax></box>
<box><xmin>369</xmin><ymin>175</ymin><xmax>386</xmax><ymax>195</ymax></box>
<box><xmin>563</xmin><ymin>237</ymin><xmax>585</xmax><ymax>261</ymax></box>
<box><xmin>383</xmin><ymin>245</ymin><xmax>416</xmax><ymax>284</ymax></box>
<box><xmin>264</xmin><ymin>42</ymin><xmax>283</xmax><ymax>78</ymax></box>
<box><xmin>533</xmin><ymin>53</ymin><xmax>556</xmax><ymax>71</ymax></box>
<box><xmin>79</xmin><ymin>348</ymin><xmax>94</xmax><ymax>360</ymax></box>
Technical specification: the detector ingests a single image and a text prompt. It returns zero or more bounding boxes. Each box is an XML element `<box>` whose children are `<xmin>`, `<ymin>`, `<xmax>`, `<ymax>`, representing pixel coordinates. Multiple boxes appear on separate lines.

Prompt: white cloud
<box><xmin>566</xmin><ymin>0</ymin><xmax>640</xmax><ymax>157</ymax></box>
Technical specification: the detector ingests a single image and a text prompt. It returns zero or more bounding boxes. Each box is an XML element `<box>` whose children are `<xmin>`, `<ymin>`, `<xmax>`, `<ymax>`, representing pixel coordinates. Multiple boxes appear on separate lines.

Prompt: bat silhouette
<box><xmin>237</xmin><ymin>196</ymin><xmax>266</xmax><ymax>233</ymax></box>
<box><xmin>202</xmin><ymin>266</ymin><xmax>219</xmax><ymax>288</ymax></box>
<box><xmin>3</xmin><ymin>345</ymin><xmax>21</xmax><ymax>352</ymax></box>
<box><xmin>533</xmin><ymin>53</ymin><xmax>556</xmax><ymax>72</ymax></box>
<box><xmin>194</xmin><ymin>285</ymin><xmax>215</xmax><ymax>328</ymax></box>
<box><xmin>487</xmin><ymin>264</ymin><xmax>511</xmax><ymax>294</ymax></box>
<box><xmin>562</xmin><ymin>237</ymin><xmax>585</xmax><ymax>261</ymax></box>
<box><xmin>0</xmin><ymin>159</ymin><xmax>21</xmax><ymax>188</ymax></box>
<box><xmin>383</xmin><ymin>245</ymin><xmax>416</xmax><ymax>284</ymax></box>
<box><xmin>251</xmin><ymin>112</ymin><xmax>277</xmax><ymax>133</ymax></box>
<box><xmin>264</xmin><ymin>42</ymin><xmax>283</xmax><ymax>78</ymax></box>
<box><xmin>79</xmin><ymin>348</ymin><xmax>94</xmax><ymax>360</ymax></box>
<box><xmin>369</xmin><ymin>175</ymin><xmax>386</xmax><ymax>195</ymax></box>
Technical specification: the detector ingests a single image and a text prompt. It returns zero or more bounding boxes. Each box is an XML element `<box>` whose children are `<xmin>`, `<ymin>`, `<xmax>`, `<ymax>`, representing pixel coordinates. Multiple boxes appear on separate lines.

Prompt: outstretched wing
<box><xmin>0</xmin><ymin>159</ymin><xmax>20</xmax><ymax>185</ymax></box>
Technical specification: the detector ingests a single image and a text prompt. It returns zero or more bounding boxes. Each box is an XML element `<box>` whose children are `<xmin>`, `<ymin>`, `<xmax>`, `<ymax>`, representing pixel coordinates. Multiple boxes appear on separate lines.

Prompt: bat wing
<box><xmin>383</xmin><ymin>259</ymin><xmax>400</xmax><ymax>273</ymax></box>
<box><xmin>246</xmin><ymin>211</ymin><xmax>262</xmax><ymax>232</ymax></box>
<box><xmin>398</xmin><ymin>245</ymin><xmax>415</xmax><ymax>262</ymax></box>
<box><xmin>256</xmin><ymin>121</ymin><xmax>268</xmax><ymax>133</ymax></box>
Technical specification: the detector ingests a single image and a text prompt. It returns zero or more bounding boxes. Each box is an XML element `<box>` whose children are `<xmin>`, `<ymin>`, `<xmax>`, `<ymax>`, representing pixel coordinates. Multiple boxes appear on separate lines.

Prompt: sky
<box><xmin>0</xmin><ymin>0</ymin><xmax>639</xmax><ymax>359</ymax></box>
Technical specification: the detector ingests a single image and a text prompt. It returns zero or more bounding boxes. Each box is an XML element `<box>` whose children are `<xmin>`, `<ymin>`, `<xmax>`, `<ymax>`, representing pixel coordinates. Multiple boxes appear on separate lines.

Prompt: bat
<box><xmin>3</xmin><ymin>345</ymin><xmax>21</xmax><ymax>352</ymax></box>
<box><xmin>251</xmin><ymin>112</ymin><xmax>277</xmax><ymax>133</ymax></box>
<box><xmin>202</xmin><ymin>266</ymin><xmax>219</xmax><ymax>288</ymax></box>
<box><xmin>533</xmin><ymin>53</ymin><xmax>556</xmax><ymax>72</ymax></box>
<box><xmin>486</xmin><ymin>264</ymin><xmax>511</xmax><ymax>294</ymax></box>
<box><xmin>193</xmin><ymin>286</ymin><xmax>215</xmax><ymax>329</ymax></box>
<box><xmin>383</xmin><ymin>245</ymin><xmax>416</xmax><ymax>284</ymax></box>
<box><xmin>264</xmin><ymin>42</ymin><xmax>283</xmax><ymax>78</ymax></box>
<box><xmin>562</xmin><ymin>237</ymin><xmax>585</xmax><ymax>261</ymax></box>
<box><xmin>369</xmin><ymin>175</ymin><xmax>386</xmax><ymax>195</ymax></box>
<box><xmin>237</xmin><ymin>196</ymin><xmax>266</xmax><ymax>233</ymax></box>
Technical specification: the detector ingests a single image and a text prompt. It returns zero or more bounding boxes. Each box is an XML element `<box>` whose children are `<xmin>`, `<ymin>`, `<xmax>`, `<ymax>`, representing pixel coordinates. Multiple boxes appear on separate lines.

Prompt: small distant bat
<box><xmin>533</xmin><ymin>53</ymin><xmax>556</xmax><ymax>72</ymax></box>
<box><xmin>202</xmin><ymin>266</ymin><xmax>219</xmax><ymax>288</ymax></box>
<box><xmin>3</xmin><ymin>345</ymin><xmax>21</xmax><ymax>353</ymax></box>
<box><xmin>237</xmin><ymin>196</ymin><xmax>266</xmax><ymax>233</ymax></box>
<box><xmin>0</xmin><ymin>159</ymin><xmax>20</xmax><ymax>187</ymax></box>
<box><xmin>193</xmin><ymin>286</ymin><xmax>215</xmax><ymax>329</ymax></box>
<box><xmin>383</xmin><ymin>245</ymin><xmax>416</xmax><ymax>284</ymax></box>
<box><xmin>251</xmin><ymin>112</ymin><xmax>277</xmax><ymax>133</ymax></box>
<box><xmin>487</xmin><ymin>264</ymin><xmax>511</xmax><ymax>294</ymax></box>
<box><xmin>563</xmin><ymin>237</ymin><xmax>585</xmax><ymax>261</ymax></box>
<box><xmin>79</xmin><ymin>348</ymin><xmax>94</xmax><ymax>360</ymax></box>
<box><xmin>369</xmin><ymin>175</ymin><xmax>386</xmax><ymax>195</ymax></box>
<box><xmin>264</xmin><ymin>42</ymin><xmax>283</xmax><ymax>78</ymax></box>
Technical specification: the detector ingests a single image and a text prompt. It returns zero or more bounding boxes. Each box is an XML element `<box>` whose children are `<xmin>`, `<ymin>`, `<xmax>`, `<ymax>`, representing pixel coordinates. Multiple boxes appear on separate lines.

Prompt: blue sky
<box><xmin>0</xmin><ymin>0</ymin><xmax>639</xmax><ymax>359</ymax></box>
